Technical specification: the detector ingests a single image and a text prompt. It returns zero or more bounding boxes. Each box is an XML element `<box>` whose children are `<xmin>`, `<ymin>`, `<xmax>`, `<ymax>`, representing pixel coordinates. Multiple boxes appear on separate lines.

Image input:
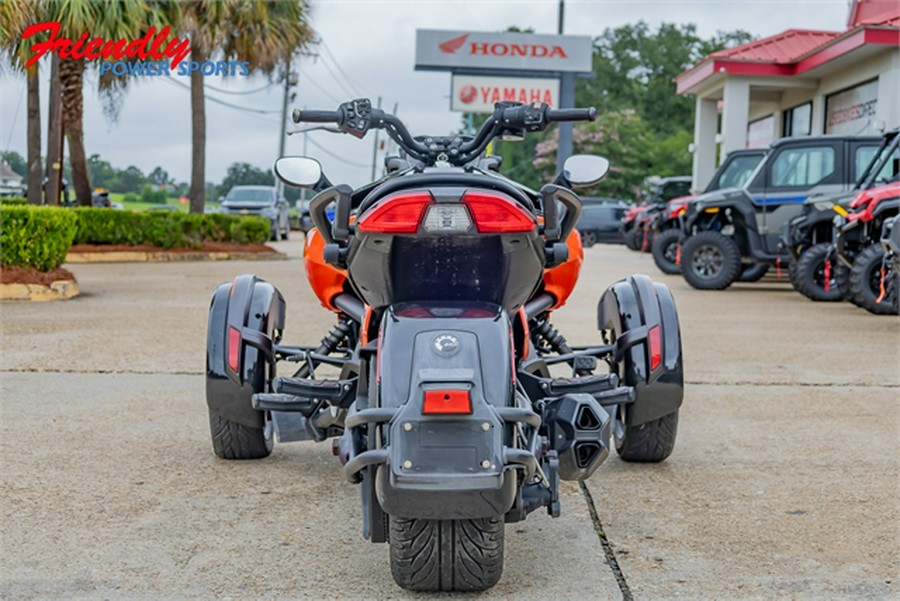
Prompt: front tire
<box><xmin>614</xmin><ymin>408</ymin><xmax>678</xmax><ymax>462</ymax></box>
<box><xmin>850</xmin><ymin>244</ymin><xmax>897</xmax><ymax>315</ymax></box>
<box><xmin>681</xmin><ymin>231</ymin><xmax>742</xmax><ymax>290</ymax></box>
<box><xmin>624</xmin><ymin>227</ymin><xmax>642</xmax><ymax>251</ymax></box>
<box><xmin>738</xmin><ymin>263</ymin><xmax>769</xmax><ymax>282</ymax></box>
<box><xmin>389</xmin><ymin>517</ymin><xmax>504</xmax><ymax>592</ymax></box>
<box><xmin>580</xmin><ymin>230</ymin><xmax>597</xmax><ymax>248</ymax></box>
<box><xmin>795</xmin><ymin>243</ymin><xmax>842</xmax><ymax>301</ymax></box>
<box><xmin>651</xmin><ymin>229</ymin><xmax>682</xmax><ymax>275</ymax></box>
<box><xmin>208</xmin><ymin>411</ymin><xmax>273</xmax><ymax>459</ymax></box>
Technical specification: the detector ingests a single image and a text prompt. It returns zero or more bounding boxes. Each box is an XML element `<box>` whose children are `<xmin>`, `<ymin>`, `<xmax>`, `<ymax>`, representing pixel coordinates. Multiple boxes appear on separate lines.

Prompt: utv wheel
<box><xmin>681</xmin><ymin>231</ymin><xmax>741</xmax><ymax>290</ymax></box>
<box><xmin>738</xmin><ymin>263</ymin><xmax>769</xmax><ymax>282</ymax></box>
<box><xmin>624</xmin><ymin>228</ymin><xmax>642</xmax><ymax>251</ymax></box>
<box><xmin>389</xmin><ymin>517</ymin><xmax>504</xmax><ymax>592</ymax></box>
<box><xmin>850</xmin><ymin>244</ymin><xmax>897</xmax><ymax>315</ymax></box>
<box><xmin>651</xmin><ymin>229</ymin><xmax>682</xmax><ymax>275</ymax></box>
<box><xmin>614</xmin><ymin>407</ymin><xmax>678</xmax><ymax>463</ymax></box>
<box><xmin>795</xmin><ymin>243</ymin><xmax>843</xmax><ymax>302</ymax></box>
<box><xmin>834</xmin><ymin>260</ymin><xmax>854</xmax><ymax>303</ymax></box>
<box><xmin>580</xmin><ymin>230</ymin><xmax>597</xmax><ymax>248</ymax></box>
<box><xmin>208</xmin><ymin>411</ymin><xmax>273</xmax><ymax>459</ymax></box>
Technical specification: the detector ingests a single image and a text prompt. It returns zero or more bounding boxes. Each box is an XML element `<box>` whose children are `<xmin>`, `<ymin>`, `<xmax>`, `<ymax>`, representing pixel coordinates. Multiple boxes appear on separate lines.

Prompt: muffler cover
<box><xmin>543</xmin><ymin>393</ymin><xmax>611</xmax><ymax>480</ymax></box>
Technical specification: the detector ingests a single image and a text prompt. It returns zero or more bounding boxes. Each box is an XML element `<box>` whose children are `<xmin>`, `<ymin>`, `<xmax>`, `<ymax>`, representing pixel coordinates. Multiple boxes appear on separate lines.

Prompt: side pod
<box><xmin>206</xmin><ymin>274</ymin><xmax>286</xmax><ymax>429</ymax></box>
<box><xmin>598</xmin><ymin>274</ymin><xmax>683</xmax><ymax>426</ymax></box>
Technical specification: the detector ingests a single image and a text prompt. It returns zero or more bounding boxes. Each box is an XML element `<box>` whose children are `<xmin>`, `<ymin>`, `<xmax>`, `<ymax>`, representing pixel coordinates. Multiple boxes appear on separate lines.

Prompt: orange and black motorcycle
<box><xmin>205</xmin><ymin>99</ymin><xmax>684</xmax><ymax>592</ymax></box>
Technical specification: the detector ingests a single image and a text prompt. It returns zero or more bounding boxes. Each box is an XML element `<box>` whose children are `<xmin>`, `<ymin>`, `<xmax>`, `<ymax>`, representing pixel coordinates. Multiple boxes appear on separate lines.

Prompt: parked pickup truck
<box><xmin>679</xmin><ymin>134</ymin><xmax>881</xmax><ymax>290</ymax></box>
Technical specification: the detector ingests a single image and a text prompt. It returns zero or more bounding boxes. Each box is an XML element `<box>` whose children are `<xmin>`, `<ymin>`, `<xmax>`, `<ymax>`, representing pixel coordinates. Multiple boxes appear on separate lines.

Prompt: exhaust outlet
<box><xmin>542</xmin><ymin>394</ymin><xmax>611</xmax><ymax>480</ymax></box>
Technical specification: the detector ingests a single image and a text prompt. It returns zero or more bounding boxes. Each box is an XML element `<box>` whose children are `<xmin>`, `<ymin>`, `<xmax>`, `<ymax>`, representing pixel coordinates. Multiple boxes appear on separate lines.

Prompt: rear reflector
<box><xmin>423</xmin><ymin>204</ymin><xmax>472</xmax><ymax>232</ymax></box>
<box><xmin>357</xmin><ymin>192</ymin><xmax>432</xmax><ymax>234</ymax></box>
<box><xmin>647</xmin><ymin>325</ymin><xmax>662</xmax><ymax>371</ymax></box>
<box><xmin>227</xmin><ymin>326</ymin><xmax>241</xmax><ymax>372</ymax></box>
<box><xmin>423</xmin><ymin>390</ymin><xmax>472</xmax><ymax>415</ymax></box>
<box><xmin>462</xmin><ymin>191</ymin><xmax>536</xmax><ymax>233</ymax></box>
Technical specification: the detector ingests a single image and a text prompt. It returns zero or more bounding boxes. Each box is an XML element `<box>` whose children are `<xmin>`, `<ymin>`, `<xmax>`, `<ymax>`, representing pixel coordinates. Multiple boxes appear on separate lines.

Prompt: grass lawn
<box><xmin>109</xmin><ymin>192</ymin><xmax>220</xmax><ymax>213</ymax></box>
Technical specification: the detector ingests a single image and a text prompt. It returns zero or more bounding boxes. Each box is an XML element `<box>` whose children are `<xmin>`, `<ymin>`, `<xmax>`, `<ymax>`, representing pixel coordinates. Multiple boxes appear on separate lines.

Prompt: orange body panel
<box><xmin>541</xmin><ymin>228</ymin><xmax>583</xmax><ymax>310</ymax></box>
<box><xmin>304</xmin><ymin>229</ymin><xmax>349</xmax><ymax>312</ymax></box>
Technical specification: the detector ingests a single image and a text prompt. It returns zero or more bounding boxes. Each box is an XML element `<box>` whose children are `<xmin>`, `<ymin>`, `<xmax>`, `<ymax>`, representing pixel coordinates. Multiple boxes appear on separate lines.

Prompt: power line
<box><xmin>162</xmin><ymin>78</ymin><xmax>281</xmax><ymax>114</ymax></box>
<box><xmin>319</xmin><ymin>40</ymin><xmax>366</xmax><ymax>97</ymax></box>
<box><xmin>317</xmin><ymin>53</ymin><xmax>360</xmax><ymax>99</ymax></box>
<box><xmin>202</xmin><ymin>81</ymin><xmax>279</xmax><ymax>96</ymax></box>
<box><xmin>299</xmin><ymin>71</ymin><xmax>343</xmax><ymax>104</ymax></box>
<box><xmin>305</xmin><ymin>135</ymin><xmax>370</xmax><ymax>169</ymax></box>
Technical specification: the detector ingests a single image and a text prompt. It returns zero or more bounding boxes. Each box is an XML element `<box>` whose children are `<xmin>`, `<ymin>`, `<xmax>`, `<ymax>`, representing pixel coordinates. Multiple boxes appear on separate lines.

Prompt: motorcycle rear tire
<box><xmin>614</xmin><ymin>409</ymin><xmax>679</xmax><ymax>463</ymax></box>
<box><xmin>389</xmin><ymin>516</ymin><xmax>504</xmax><ymax>592</ymax></box>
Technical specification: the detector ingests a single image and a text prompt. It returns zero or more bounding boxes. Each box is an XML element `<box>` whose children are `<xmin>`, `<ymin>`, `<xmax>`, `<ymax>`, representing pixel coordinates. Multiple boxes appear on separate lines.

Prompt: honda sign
<box><xmin>451</xmin><ymin>75</ymin><xmax>560</xmax><ymax>113</ymax></box>
<box><xmin>415</xmin><ymin>29</ymin><xmax>593</xmax><ymax>74</ymax></box>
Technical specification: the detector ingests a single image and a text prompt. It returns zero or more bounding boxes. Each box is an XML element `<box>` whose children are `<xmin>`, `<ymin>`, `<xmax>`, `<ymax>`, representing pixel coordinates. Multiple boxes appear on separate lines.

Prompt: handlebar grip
<box><xmin>546</xmin><ymin>107</ymin><xmax>597</xmax><ymax>123</ymax></box>
<box><xmin>292</xmin><ymin>108</ymin><xmax>343</xmax><ymax>124</ymax></box>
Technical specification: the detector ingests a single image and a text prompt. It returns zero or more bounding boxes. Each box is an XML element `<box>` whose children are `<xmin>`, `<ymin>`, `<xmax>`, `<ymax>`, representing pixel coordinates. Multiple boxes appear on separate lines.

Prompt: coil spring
<box><xmin>320</xmin><ymin>319</ymin><xmax>354</xmax><ymax>355</ymax></box>
<box><xmin>531</xmin><ymin>317</ymin><xmax>572</xmax><ymax>355</ymax></box>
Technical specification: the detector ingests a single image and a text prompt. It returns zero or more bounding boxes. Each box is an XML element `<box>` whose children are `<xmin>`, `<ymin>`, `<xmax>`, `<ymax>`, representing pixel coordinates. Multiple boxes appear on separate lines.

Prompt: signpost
<box><xmin>415</xmin><ymin>28</ymin><xmax>594</xmax><ymax>170</ymax></box>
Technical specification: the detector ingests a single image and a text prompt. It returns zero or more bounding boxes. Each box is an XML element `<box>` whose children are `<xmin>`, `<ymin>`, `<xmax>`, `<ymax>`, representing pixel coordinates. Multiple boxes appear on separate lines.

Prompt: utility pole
<box><xmin>370</xmin><ymin>96</ymin><xmax>382</xmax><ymax>180</ymax></box>
<box><xmin>556</xmin><ymin>0</ymin><xmax>574</xmax><ymax>173</ymax></box>
<box><xmin>277</xmin><ymin>55</ymin><xmax>297</xmax><ymax>198</ymax></box>
<box><xmin>45</xmin><ymin>55</ymin><xmax>63</xmax><ymax>206</ymax></box>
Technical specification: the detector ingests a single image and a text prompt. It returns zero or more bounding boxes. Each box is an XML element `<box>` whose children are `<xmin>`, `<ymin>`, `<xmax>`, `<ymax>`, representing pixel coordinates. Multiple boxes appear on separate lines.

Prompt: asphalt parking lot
<box><xmin>1</xmin><ymin>239</ymin><xmax>897</xmax><ymax>599</ymax></box>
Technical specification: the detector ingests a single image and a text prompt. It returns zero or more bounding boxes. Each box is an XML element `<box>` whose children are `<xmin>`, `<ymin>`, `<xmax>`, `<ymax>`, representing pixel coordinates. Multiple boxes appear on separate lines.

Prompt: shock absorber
<box><xmin>531</xmin><ymin>316</ymin><xmax>573</xmax><ymax>355</ymax></box>
<box><xmin>295</xmin><ymin>318</ymin><xmax>355</xmax><ymax>378</ymax></box>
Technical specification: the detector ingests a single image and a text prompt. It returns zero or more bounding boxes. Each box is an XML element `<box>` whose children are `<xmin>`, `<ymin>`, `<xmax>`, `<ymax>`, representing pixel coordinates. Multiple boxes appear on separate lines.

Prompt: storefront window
<box><xmin>825</xmin><ymin>79</ymin><xmax>878</xmax><ymax>134</ymax></box>
<box><xmin>783</xmin><ymin>102</ymin><xmax>811</xmax><ymax>137</ymax></box>
<box><xmin>747</xmin><ymin>115</ymin><xmax>775</xmax><ymax>148</ymax></box>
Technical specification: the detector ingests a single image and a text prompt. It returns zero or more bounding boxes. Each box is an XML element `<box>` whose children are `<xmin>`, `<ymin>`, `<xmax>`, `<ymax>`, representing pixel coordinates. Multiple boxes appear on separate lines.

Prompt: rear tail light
<box><xmin>227</xmin><ymin>326</ymin><xmax>241</xmax><ymax>372</ymax></box>
<box><xmin>357</xmin><ymin>191</ymin><xmax>432</xmax><ymax>234</ymax></box>
<box><xmin>647</xmin><ymin>325</ymin><xmax>662</xmax><ymax>371</ymax></box>
<box><xmin>462</xmin><ymin>191</ymin><xmax>536</xmax><ymax>233</ymax></box>
<box><xmin>423</xmin><ymin>204</ymin><xmax>472</xmax><ymax>232</ymax></box>
<box><xmin>423</xmin><ymin>389</ymin><xmax>472</xmax><ymax>415</ymax></box>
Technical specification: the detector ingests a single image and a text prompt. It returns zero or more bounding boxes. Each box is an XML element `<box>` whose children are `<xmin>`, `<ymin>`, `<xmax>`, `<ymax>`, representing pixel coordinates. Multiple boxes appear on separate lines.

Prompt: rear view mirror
<box><xmin>274</xmin><ymin>157</ymin><xmax>323</xmax><ymax>188</ymax></box>
<box><xmin>562</xmin><ymin>155</ymin><xmax>610</xmax><ymax>188</ymax></box>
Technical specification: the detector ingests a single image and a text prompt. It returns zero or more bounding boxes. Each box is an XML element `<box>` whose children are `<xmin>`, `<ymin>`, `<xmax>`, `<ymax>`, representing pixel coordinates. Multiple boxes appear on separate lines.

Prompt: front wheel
<box><xmin>795</xmin><ymin>243</ymin><xmax>842</xmax><ymax>301</ymax></box>
<box><xmin>681</xmin><ymin>231</ymin><xmax>742</xmax><ymax>290</ymax></box>
<box><xmin>624</xmin><ymin>227</ymin><xmax>642</xmax><ymax>251</ymax></box>
<box><xmin>389</xmin><ymin>516</ymin><xmax>504</xmax><ymax>592</ymax></box>
<box><xmin>580</xmin><ymin>230</ymin><xmax>597</xmax><ymax>248</ymax></box>
<box><xmin>614</xmin><ymin>408</ymin><xmax>678</xmax><ymax>462</ymax></box>
<box><xmin>850</xmin><ymin>244</ymin><xmax>897</xmax><ymax>315</ymax></box>
<box><xmin>651</xmin><ymin>229</ymin><xmax>682</xmax><ymax>274</ymax></box>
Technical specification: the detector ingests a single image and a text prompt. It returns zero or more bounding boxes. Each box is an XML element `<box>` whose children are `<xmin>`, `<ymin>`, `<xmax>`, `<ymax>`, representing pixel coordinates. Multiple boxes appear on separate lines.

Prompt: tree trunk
<box><xmin>59</xmin><ymin>58</ymin><xmax>92</xmax><ymax>206</ymax></box>
<box><xmin>26</xmin><ymin>67</ymin><xmax>42</xmax><ymax>205</ymax></box>
<box><xmin>189</xmin><ymin>46</ymin><xmax>206</xmax><ymax>214</ymax></box>
<box><xmin>45</xmin><ymin>55</ymin><xmax>63</xmax><ymax>206</ymax></box>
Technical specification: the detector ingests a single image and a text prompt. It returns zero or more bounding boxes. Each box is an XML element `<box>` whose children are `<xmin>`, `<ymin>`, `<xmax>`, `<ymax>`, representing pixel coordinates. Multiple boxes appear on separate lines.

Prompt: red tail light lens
<box><xmin>227</xmin><ymin>326</ymin><xmax>241</xmax><ymax>372</ymax></box>
<box><xmin>462</xmin><ymin>191</ymin><xmax>536</xmax><ymax>233</ymax></box>
<box><xmin>647</xmin><ymin>325</ymin><xmax>662</xmax><ymax>371</ymax></box>
<box><xmin>423</xmin><ymin>389</ymin><xmax>472</xmax><ymax>415</ymax></box>
<box><xmin>357</xmin><ymin>192</ymin><xmax>433</xmax><ymax>234</ymax></box>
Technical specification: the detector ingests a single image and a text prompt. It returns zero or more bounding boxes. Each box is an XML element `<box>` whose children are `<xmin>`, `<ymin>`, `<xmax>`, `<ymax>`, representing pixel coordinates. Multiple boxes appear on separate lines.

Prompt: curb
<box><xmin>65</xmin><ymin>251</ymin><xmax>288</xmax><ymax>263</ymax></box>
<box><xmin>0</xmin><ymin>279</ymin><xmax>80</xmax><ymax>301</ymax></box>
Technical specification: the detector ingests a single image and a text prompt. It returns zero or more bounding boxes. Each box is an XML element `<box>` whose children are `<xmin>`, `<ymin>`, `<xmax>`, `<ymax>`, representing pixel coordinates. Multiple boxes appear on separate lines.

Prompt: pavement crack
<box><xmin>1</xmin><ymin>368</ymin><xmax>200</xmax><ymax>376</ymax></box>
<box><xmin>685</xmin><ymin>379</ymin><xmax>899</xmax><ymax>388</ymax></box>
<box><xmin>578</xmin><ymin>480</ymin><xmax>633</xmax><ymax>601</ymax></box>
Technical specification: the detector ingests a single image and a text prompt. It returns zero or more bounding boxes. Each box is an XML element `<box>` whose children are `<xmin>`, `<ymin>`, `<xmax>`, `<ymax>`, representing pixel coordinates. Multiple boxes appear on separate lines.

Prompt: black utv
<box><xmin>782</xmin><ymin>128</ymin><xmax>899</xmax><ymax>302</ymax></box>
<box><xmin>679</xmin><ymin>135</ymin><xmax>881</xmax><ymax>290</ymax></box>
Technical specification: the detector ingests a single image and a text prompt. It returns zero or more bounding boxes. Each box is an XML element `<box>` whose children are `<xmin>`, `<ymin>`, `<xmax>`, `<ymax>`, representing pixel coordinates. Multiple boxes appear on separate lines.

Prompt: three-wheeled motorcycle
<box><xmin>205</xmin><ymin>99</ymin><xmax>684</xmax><ymax>592</ymax></box>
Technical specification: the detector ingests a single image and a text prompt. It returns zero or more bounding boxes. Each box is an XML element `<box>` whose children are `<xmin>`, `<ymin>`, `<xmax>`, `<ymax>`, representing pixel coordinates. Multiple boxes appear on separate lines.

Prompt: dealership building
<box><xmin>678</xmin><ymin>0</ymin><xmax>900</xmax><ymax>190</ymax></box>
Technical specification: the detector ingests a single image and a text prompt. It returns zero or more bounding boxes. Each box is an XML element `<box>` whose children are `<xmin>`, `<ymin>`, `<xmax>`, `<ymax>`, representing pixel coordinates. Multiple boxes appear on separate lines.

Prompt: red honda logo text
<box><xmin>439</xmin><ymin>34</ymin><xmax>568</xmax><ymax>59</ymax></box>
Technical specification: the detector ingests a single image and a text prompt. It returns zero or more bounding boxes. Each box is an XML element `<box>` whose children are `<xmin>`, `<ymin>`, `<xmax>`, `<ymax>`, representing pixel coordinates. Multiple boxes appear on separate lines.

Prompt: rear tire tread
<box><xmin>616</xmin><ymin>411</ymin><xmax>678</xmax><ymax>463</ymax></box>
<box><xmin>209</xmin><ymin>411</ymin><xmax>272</xmax><ymax>460</ymax></box>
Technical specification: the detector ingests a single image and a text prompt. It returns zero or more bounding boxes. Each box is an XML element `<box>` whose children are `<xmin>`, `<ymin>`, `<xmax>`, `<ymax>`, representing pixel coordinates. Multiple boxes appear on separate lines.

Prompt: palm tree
<box><xmin>180</xmin><ymin>0</ymin><xmax>312</xmax><ymax>214</ymax></box>
<box><xmin>0</xmin><ymin>0</ymin><xmax>42</xmax><ymax>205</ymax></box>
<box><xmin>42</xmin><ymin>0</ymin><xmax>150</xmax><ymax>206</ymax></box>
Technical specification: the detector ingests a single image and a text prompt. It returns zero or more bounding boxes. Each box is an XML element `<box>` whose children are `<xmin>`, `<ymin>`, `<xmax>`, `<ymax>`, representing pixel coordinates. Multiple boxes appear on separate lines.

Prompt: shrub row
<box><xmin>72</xmin><ymin>208</ymin><xmax>270</xmax><ymax>248</ymax></box>
<box><xmin>0</xmin><ymin>206</ymin><xmax>79</xmax><ymax>271</ymax></box>
<box><xmin>0</xmin><ymin>197</ymin><xmax>28</xmax><ymax>206</ymax></box>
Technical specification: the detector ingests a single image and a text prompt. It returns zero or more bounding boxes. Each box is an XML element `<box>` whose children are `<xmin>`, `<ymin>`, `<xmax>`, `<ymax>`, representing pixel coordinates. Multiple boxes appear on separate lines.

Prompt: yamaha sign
<box><xmin>415</xmin><ymin>29</ymin><xmax>593</xmax><ymax>74</ymax></box>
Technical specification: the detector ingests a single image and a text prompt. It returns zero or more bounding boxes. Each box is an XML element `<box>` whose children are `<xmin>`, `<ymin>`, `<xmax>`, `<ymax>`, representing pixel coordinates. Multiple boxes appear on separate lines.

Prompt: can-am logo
<box><xmin>22</xmin><ymin>21</ymin><xmax>249</xmax><ymax>76</ymax></box>
<box><xmin>438</xmin><ymin>33</ymin><xmax>568</xmax><ymax>59</ymax></box>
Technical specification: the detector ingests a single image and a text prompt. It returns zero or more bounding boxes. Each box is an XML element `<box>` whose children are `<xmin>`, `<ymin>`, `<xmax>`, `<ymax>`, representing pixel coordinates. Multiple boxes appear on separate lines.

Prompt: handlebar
<box><xmin>291</xmin><ymin>98</ymin><xmax>597</xmax><ymax>167</ymax></box>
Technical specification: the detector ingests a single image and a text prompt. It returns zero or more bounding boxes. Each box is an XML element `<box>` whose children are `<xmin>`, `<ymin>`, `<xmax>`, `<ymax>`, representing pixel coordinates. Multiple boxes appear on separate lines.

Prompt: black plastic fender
<box><xmin>598</xmin><ymin>274</ymin><xmax>683</xmax><ymax>426</ymax></box>
<box><xmin>206</xmin><ymin>274</ymin><xmax>285</xmax><ymax>429</ymax></box>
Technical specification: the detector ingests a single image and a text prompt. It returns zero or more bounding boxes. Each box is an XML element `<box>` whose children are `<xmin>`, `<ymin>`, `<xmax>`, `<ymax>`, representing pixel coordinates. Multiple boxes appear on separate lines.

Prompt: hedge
<box><xmin>0</xmin><ymin>197</ymin><xmax>27</xmax><ymax>206</ymax></box>
<box><xmin>72</xmin><ymin>208</ymin><xmax>270</xmax><ymax>248</ymax></box>
<box><xmin>0</xmin><ymin>206</ymin><xmax>78</xmax><ymax>271</ymax></box>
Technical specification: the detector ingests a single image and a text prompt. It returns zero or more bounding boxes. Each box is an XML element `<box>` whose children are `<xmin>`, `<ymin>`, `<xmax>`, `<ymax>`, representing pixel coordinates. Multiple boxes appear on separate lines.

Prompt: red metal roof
<box><xmin>848</xmin><ymin>0</ymin><xmax>900</xmax><ymax>27</ymax></box>
<box><xmin>710</xmin><ymin>29</ymin><xmax>839</xmax><ymax>63</ymax></box>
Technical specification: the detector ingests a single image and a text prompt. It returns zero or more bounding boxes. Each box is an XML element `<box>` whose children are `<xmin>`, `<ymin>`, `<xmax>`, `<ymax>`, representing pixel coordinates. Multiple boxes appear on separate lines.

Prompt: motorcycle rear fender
<box><xmin>598</xmin><ymin>274</ymin><xmax>683</xmax><ymax>426</ymax></box>
<box><xmin>206</xmin><ymin>274</ymin><xmax>285</xmax><ymax>428</ymax></box>
<box><xmin>374</xmin><ymin>302</ymin><xmax>518</xmax><ymax>519</ymax></box>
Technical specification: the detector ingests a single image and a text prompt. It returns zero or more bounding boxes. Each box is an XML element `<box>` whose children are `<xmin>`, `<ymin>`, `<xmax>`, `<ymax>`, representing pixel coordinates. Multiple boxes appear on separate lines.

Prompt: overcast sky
<box><xmin>0</xmin><ymin>0</ymin><xmax>853</xmax><ymax>190</ymax></box>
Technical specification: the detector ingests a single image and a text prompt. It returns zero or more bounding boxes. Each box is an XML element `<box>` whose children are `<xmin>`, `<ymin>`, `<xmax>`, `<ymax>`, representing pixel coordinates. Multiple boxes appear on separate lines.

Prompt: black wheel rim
<box><xmin>691</xmin><ymin>244</ymin><xmax>724</xmax><ymax>278</ymax></box>
<box><xmin>663</xmin><ymin>240</ymin><xmax>679</xmax><ymax>264</ymax></box>
<box><xmin>813</xmin><ymin>259</ymin><xmax>836</xmax><ymax>291</ymax></box>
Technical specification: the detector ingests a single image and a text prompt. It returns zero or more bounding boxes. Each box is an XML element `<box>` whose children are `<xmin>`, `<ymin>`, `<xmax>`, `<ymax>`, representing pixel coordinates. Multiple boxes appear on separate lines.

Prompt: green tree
<box><xmin>116</xmin><ymin>165</ymin><xmax>146</xmax><ymax>193</ymax></box>
<box><xmin>219</xmin><ymin>162</ymin><xmax>275</xmax><ymax>192</ymax></box>
<box><xmin>179</xmin><ymin>0</ymin><xmax>312</xmax><ymax>213</ymax></box>
<box><xmin>1</xmin><ymin>151</ymin><xmax>27</xmax><ymax>176</ymax></box>
<box><xmin>148</xmin><ymin>166</ymin><xmax>171</xmax><ymax>187</ymax></box>
<box><xmin>87</xmin><ymin>154</ymin><xmax>117</xmax><ymax>189</ymax></box>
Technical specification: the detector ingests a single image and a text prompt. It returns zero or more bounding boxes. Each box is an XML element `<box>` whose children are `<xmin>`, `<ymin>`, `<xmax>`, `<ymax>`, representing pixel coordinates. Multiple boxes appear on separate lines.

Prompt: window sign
<box><xmin>747</xmin><ymin>115</ymin><xmax>775</xmax><ymax>148</ymax></box>
<box><xmin>826</xmin><ymin>79</ymin><xmax>878</xmax><ymax>134</ymax></box>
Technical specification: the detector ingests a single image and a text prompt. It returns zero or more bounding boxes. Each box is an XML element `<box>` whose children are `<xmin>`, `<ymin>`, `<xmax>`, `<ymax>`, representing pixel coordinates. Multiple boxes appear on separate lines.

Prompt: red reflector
<box><xmin>357</xmin><ymin>192</ymin><xmax>432</xmax><ymax>234</ymax></box>
<box><xmin>648</xmin><ymin>325</ymin><xmax>662</xmax><ymax>371</ymax></box>
<box><xmin>227</xmin><ymin>326</ymin><xmax>241</xmax><ymax>372</ymax></box>
<box><xmin>423</xmin><ymin>390</ymin><xmax>472</xmax><ymax>415</ymax></box>
<box><xmin>462</xmin><ymin>191</ymin><xmax>535</xmax><ymax>233</ymax></box>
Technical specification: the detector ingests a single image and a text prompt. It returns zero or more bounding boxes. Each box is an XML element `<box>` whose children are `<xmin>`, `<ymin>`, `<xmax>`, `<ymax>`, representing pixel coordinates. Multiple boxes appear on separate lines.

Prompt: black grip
<box><xmin>292</xmin><ymin>108</ymin><xmax>342</xmax><ymax>124</ymax></box>
<box><xmin>546</xmin><ymin>107</ymin><xmax>597</xmax><ymax>123</ymax></box>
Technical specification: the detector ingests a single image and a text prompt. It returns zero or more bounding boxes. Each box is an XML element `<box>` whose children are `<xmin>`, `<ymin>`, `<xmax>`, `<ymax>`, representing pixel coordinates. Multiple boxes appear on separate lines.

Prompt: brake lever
<box><xmin>286</xmin><ymin>126</ymin><xmax>343</xmax><ymax>136</ymax></box>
